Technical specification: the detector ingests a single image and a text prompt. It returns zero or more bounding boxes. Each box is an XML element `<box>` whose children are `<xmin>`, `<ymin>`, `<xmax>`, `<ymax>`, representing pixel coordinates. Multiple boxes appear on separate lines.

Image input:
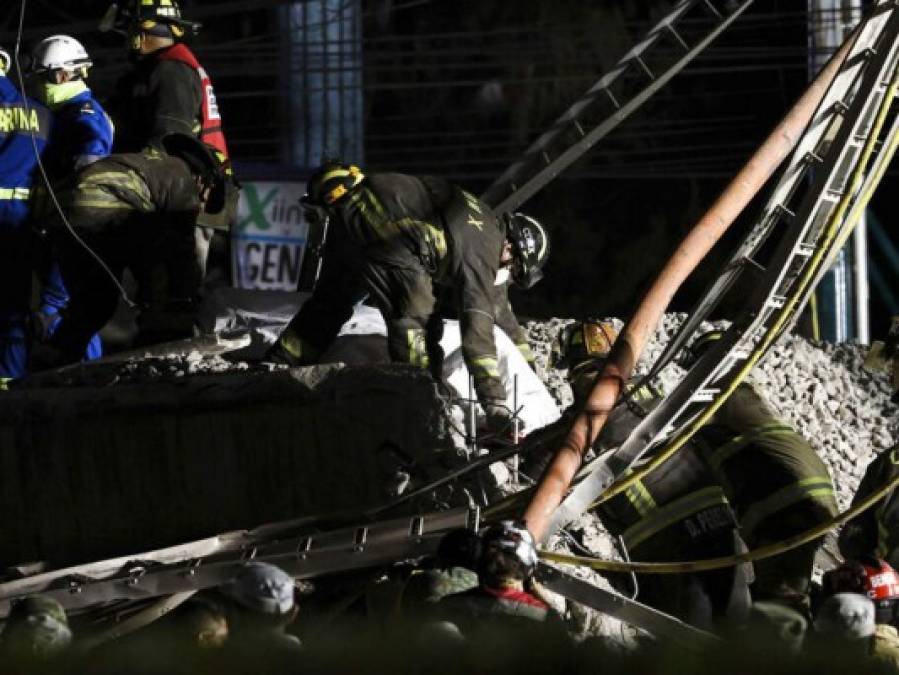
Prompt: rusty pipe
<box><xmin>523</xmin><ymin>35</ymin><xmax>853</xmax><ymax>541</ymax></box>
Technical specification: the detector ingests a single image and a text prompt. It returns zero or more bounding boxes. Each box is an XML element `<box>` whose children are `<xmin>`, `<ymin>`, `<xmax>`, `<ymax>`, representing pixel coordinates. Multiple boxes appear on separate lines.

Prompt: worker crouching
<box><xmin>31</xmin><ymin>133</ymin><xmax>234</xmax><ymax>370</ymax></box>
<box><xmin>267</xmin><ymin>163</ymin><xmax>549</xmax><ymax>434</ymax></box>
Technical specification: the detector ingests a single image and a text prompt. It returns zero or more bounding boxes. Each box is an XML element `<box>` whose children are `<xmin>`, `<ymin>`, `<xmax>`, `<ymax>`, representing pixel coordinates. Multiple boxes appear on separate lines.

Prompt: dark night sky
<box><xmin>2</xmin><ymin>0</ymin><xmax>896</xmax><ymax>337</ymax></box>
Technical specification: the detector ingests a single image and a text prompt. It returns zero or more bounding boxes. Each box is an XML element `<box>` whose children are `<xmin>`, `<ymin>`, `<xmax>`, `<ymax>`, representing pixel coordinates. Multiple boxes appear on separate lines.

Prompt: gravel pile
<box><xmin>518</xmin><ymin>314</ymin><xmax>898</xmax><ymax>640</ymax></box>
<box><xmin>524</xmin><ymin>314</ymin><xmax>899</xmax><ymax>510</ymax></box>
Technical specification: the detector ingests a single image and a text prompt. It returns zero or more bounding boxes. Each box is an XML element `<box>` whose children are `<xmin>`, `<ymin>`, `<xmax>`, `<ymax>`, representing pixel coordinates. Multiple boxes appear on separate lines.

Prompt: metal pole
<box><xmin>809</xmin><ymin>0</ymin><xmax>866</xmax><ymax>342</ymax></box>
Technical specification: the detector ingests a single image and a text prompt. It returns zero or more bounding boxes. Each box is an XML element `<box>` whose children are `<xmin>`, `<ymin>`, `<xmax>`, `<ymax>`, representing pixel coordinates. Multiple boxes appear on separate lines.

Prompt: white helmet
<box><xmin>0</xmin><ymin>47</ymin><xmax>10</xmax><ymax>76</ymax></box>
<box><xmin>31</xmin><ymin>35</ymin><xmax>92</xmax><ymax>76</ymax></box>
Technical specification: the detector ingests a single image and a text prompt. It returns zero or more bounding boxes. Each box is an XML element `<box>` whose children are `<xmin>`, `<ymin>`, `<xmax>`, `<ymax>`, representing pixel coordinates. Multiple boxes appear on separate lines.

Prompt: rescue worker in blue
<box><xmin>0</xmin><ymin>47</ymin><xmax>53</xmax><ymax>380</ymax></box>
<box><xmin>27</xmin><ymin>35</ymin><xmax>114</xmax><ymax>364</ymax></box>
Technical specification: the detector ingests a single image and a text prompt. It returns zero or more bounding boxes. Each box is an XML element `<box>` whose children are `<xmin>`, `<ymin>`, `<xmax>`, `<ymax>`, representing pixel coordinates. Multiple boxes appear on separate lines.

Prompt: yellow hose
<box><xmin>540</xmin><ymin>471</ymin><xmax>899</xmax><ymax>574</ymax></box>
<box><xmin>587</xmin><ymin>60</ymin><xmax>899</xmax><ymax>509</ymax></box>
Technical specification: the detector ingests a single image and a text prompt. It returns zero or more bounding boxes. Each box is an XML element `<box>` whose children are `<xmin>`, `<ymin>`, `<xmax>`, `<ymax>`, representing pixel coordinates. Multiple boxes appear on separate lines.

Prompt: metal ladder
<box><xmin>547</xmin><ymin>0</ymin><xmax>899</xmax><ymax>538</ymax></box>
<box><xmin>0</xmin><ymin>504</ymin><xmax>713</xmax><ymax>646</ymax></box>
<box><xmin>480</xmin><ymin>0</ymin><xmax>755</xmax><ymax>214</ymax></box>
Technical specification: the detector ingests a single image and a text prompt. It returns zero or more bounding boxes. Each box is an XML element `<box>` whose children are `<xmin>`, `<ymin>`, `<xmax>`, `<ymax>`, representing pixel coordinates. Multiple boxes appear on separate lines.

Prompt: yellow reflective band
<box><xmin>469</xmin><ymin>356</ymin><xmax>499</xmax><ymax>379</ymax></box>
<box><xmin>624</xmin><ymin>480</ymin><xmax>657</xmax><ymax>518</ymax></box>
<box><xmin>141</xmin><ymin>0</ymin><xmax>154</xmax><ymax>5</ymax></box>
<box><xmin>516</xmin><ymin>342</ymin><xmax>534</xmax><ymax>360</ymax></box>
<box><xmin>622</xmin><ymin>486</ymin><xmax>730</xmax><ymax>551</ymax></box>
<box><xmin>0</xmin><ymin>187</ymin><xmax>30</xmax><ymax>200</ymax></box>
<box><xmin>407</xmin><ymin>330</ymin><xmax>428</xmax><ymax>368</ymax></box>
<box><xmin>0</xmin><ymin>107</ymin><xmax>40</xmax><ymax>133</ymax></box>
<box><xmin>279</xmin><ymin>331</ymin><xmax>305</xmax><ymax>360</ymax></box>
<box><xmin>741</xmin><ymin>476</ymin><xmax>835</xmax><ymax>537</ymax></box>
<box><xmin>707</xmin><ymin>423</ymin><xmax>795</xmax><ymax>471</ymax></box>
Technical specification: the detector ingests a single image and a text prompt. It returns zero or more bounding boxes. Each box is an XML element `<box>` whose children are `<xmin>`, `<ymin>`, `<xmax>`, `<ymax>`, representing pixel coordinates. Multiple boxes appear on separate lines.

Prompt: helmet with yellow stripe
<box><xmin>126</xmin><ymin>0</ymin><xmax>199</xmax><ymax>41</ymax></box>
<box><xmin>303</xmin><ymin>161</ymin><xmax>365</xmax><ymax>208</ymax></box>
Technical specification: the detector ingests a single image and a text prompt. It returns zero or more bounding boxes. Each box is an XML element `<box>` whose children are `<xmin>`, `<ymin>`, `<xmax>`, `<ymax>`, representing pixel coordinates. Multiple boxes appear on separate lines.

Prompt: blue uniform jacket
<box><xmin>44</xmin><ymin>88</ymin><xmax>114</xmax><ymax>179</ymax></box>
<box><xmin>0</xmin><ymin>76</ymin><xmax>53</xmax><ymax>377</ymax></box>
<box><xmin>40</xmin><ymin>88</ymin><xmax>112</xmax><ymax>362</ymax></box>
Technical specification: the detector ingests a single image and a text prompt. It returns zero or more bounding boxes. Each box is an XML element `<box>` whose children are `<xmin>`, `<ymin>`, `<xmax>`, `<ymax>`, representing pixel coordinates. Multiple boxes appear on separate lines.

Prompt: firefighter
<box><xmin>33</xmin><ymin>133</ymin><xmax>232</xmax><ymax>369</ymax></box>
<box><xmin>815</xmin><ymin>558</ymin><xmax>899</xmax><ymax>668</ymax></box>
<box><xmin>552</xmin><ymin>320</ymin><xmax>752</xmax><ymax>629</ymax></box>
<box><xmin>0</xmin><ymin>47</ymin><xmax>53</xmax><ymax>380</ymax></box>
<box><xmin>436</xmin><ymin>521</ymin><xmax>561</xmax><ymax>631</ymax></box>
<box><xmin>28</xmin><ymin>34</ymin><xmax>113</xmax><ymax>363</ymax></box>
<box><xmin>108</xmin><ymin>0</ymin><xmax>232</xmax><ymax>341</ymax></box>
<box><xmin>685</xmin><ymin>332</ymin><xmax>839</xmax><ymax>624</ymax></box>
<box><xmin>0</xmin><ymin>595</ymin><xmax>72</xmax><ymax>663</ymax></box>
<box><xmin>267</xmin><ymin>164</ymin><xmax>550</xmax><ymax>433</ymax></box>
<box><xmin>839</xmin><ymin>444</ymin><xmax>899</xmax><ymax>568</ymax></box>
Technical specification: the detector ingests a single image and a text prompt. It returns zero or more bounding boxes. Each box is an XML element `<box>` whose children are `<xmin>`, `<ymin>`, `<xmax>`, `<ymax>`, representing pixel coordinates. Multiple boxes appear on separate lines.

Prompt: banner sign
<box><xmin>232</xmin><ymin>181</ymin><xmax>308</xmax><ymax>291</ymax></box>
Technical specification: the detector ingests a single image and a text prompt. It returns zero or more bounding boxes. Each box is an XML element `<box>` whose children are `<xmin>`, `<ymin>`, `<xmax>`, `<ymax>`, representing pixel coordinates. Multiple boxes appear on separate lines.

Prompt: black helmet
<box><xmin>303</xmin><ymin>161</ymin><xmax>365</xmax><ymax>208</ymax></box>
<box><xmin>505</xmin><ymin>213</ymin><xmax>550</xmax><ymax>289</ymax></box>
<box><xmin>125</xmin><ymin>0</ymin><xmax>200</xmax><ymax>38</ymax></box>
<box><xmin>161</xmin><ymin>133</ymin><xmax>229</xmax><ymax>214</ymax></box>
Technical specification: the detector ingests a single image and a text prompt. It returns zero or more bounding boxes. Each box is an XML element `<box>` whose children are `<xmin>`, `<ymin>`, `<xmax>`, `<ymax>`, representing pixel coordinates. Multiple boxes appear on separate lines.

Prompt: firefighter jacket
<box><xmin>60</xmin><ymin>150</ymin><xmax>202</xmax><ymax>231</ymax></box>
<box><xmin>694</xmin><ymin>383</ymin><xmax>838</xmax><ymax>544</ymax></box>
<box><xmin>839</xmin><ymin>445</ymin><xmax>899</xmax><ymax>567</ymax></box>
<box><xmin>0</xmin><ymin>76</ymin><xmax>53</xmax><ymax>378</ymax></box>
<box><xmin>594</xmin><ymin>383</ymin><xmax>735</xmax><ymax>560</ymax></box>
<box><xmin>282</xmin><ymin>173</ymin><xmax>509</xmax><ymax>405</ymax></box>
<box><xmin>110</xmin><ymin>43</ymin><xmax>228</xmax><ymax>157</ymax></box>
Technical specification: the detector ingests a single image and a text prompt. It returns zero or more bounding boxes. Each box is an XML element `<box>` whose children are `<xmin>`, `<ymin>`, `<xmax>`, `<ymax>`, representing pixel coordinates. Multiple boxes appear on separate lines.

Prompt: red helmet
<box><xmin>861</xmin><ymin>558</ymin><xmax>899</xmax><ymax>602</ymax></box>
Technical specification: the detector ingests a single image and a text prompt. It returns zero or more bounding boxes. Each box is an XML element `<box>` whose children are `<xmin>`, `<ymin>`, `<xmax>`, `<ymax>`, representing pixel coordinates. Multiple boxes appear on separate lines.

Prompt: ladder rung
<box><xmin>796</xmin><ymin>243</ymin><xmax>816</xmax><ymax>257</ymax></box>
<box><xmin>805</xmin><ymin>151</ymin><xmax>824</xmax><ymax>164</ymax></box>
<box><xmin>702</xmin><ymin>0</ymin><xmax>723</xmax><ymax>20</ymax></box>
<box><xmin>573</xmin><ymin>120</ymin><xmax>586</xmax><ymax>137</ymax></box>
<box><xmin>774</xmin><ymin>203</ymin><xmax>796</xmax><ymax>221</ymax></box>
<box><xmin>691</xmin><ymin>388</ymin><xmax>720</xmax><ymax>403</ymax></box>
<box><xmin>766</xmin><ymin>295</ymin><xmax>787</xmax><ymax>309</ymax></box>
<box><xmin>740</xmin><ymin>256</ymin><xmax>766</xmax><ymax>273</ymax></box>
<box><xmin>634</xmin><ymin>55</ymin><xmax>655</xmax><ymax>80</ymax></box>
<box><xmin>666</xmin><ymin>24</ymin><xmax>689</xmax><ymax>51</ymax></box>
<box><xmin>605</xmin><ymin>88</ymin><xmax>621</xmax><ymax>109</ymax></box>
<box><xmin>542</xmin><ymin>151</ymin><xmax>552</xmax><ymax>166</ymax></box>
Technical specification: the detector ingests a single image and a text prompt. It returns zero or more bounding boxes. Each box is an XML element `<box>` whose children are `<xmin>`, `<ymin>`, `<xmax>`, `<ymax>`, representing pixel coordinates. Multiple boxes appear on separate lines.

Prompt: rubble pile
<box><xmin>524</xmin><ymin>314</ymin><xmax>899</xmax><ymax>509</ymax></box>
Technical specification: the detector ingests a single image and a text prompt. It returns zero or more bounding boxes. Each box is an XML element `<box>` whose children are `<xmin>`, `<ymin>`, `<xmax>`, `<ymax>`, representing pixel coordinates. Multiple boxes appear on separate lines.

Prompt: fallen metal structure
<box><xmin>531</xmin><ymin>0</ymin><xmax>899</xmax><ymax>539</ymax></box>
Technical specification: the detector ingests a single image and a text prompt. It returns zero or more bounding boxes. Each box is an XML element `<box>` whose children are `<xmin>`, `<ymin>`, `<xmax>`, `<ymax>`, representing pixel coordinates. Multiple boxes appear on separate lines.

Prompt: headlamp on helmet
<box><xmin>304</xmin><ymin>162</ymin><xmax>365</xmax><ymax>208</ymax></box>
<box><xmin>504</xmin><ymin>213</ymin><xmax>550</xmax><ymax>290</ymax></box>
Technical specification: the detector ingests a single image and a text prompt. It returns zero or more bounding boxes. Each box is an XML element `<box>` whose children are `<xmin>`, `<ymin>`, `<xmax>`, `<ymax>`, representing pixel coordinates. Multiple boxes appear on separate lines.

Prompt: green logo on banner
<box><xmin>238</xmin><ymin>184</ymin><xmax>279</xmax><ymax>231</ymax></box>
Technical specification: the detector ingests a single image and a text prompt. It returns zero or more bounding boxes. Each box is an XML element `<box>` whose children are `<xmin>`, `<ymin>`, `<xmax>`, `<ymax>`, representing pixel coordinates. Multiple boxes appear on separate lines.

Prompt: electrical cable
<box><xmin>539</xmin><ymin>469</ymin><xmax>899</xmax><ymax>574</ymax></box>
<box><xmin>13</xmin><ymin>0</ymin><xmax>135</xmax><ymax>308</ymax></box>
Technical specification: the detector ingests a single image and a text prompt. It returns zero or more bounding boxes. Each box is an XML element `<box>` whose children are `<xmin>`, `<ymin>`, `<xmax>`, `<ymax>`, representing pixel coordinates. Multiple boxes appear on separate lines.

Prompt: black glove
<box><xmin>483</xmin><ymin>401</ymin><xmax>514</xmax><ymax>435</ymax></box>
<box><xmin>29</xmin><ymin>310</ymin><xmax>57</xmax><ymax>344</ymax></box>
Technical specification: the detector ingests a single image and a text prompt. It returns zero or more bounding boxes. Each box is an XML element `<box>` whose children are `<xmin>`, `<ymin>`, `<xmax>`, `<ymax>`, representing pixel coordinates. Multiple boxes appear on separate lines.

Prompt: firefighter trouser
<box><xmin>698</xmin><ymin>424</ymin><xmax>838</xmax><ymax>610</ymax></box>
<box><xmin>48</xmin><ymin>211</ymin><xmax>166</xmax><ymax>365</ymax></box>
<box><xmin>362</xmin><ymin>262</ymin><xmax>445</xmax><ymax>384</ymax></box>
<box><xmin>0</xmin><ymin>225</ymin><xmax>32</xmax><ymax>378</ymax></box>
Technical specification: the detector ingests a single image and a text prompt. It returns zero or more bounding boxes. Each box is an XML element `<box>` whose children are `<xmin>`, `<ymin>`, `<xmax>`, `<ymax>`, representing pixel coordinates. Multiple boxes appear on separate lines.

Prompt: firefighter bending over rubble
<box><xmin>30</xmin><ymin>133</ymin><xmax>235</xmax><ymax>370</ymax></box>
<box><xmin>267</xmin><ymin>163</ymin><xmax>550</xmax><ymax>434</ymax></box>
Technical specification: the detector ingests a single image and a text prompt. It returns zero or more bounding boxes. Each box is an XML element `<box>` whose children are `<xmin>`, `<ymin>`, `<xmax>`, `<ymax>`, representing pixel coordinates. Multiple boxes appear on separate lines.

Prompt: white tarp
<box><xmin>232</xmin><ymin>182</ymin><xmax>309</xmax><ymax>291</ymax></box>
<box><xmin>200</xmin><ymin>289</ymin><xmax>561</xmax><ymax>432</ymax></box>
<box><xmin>338</xmin><ymin>305</ymin><xmax>561</xmax><ymax>431</ymax></box>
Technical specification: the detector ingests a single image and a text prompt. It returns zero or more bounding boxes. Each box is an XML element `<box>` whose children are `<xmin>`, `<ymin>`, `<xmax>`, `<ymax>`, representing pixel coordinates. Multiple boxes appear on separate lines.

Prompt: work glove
<box><xmin>482</xmin><ymin>402</ymin><xmax>512</xmax><ymax>437</ymax></box>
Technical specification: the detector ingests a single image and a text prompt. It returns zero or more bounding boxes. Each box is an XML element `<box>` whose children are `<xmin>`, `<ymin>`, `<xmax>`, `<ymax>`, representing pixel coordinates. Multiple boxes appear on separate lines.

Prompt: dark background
<box><xmin>2</xmin><ymin>0</ymin><xmax>896</xmax><ymax>338</ymax></box>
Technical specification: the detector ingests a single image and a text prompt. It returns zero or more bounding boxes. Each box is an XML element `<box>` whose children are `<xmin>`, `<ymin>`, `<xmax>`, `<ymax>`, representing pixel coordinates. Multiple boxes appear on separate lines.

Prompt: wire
<box><xmin>13</xmin><ymin>0</ymin><xmax>135</xmax><ymax>308</ymax></box>
<box><xmin>539</xmin><ymin>470</ymin><xmax>899</xmax><ymax>575</ymax></box>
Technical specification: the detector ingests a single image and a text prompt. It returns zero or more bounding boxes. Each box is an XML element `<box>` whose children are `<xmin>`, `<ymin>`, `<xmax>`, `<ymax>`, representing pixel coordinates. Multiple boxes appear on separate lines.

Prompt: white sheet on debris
<box><xmin>200</xmin><ymin>288</ymin><xmax>561</xmax><ymax>430</ymax></box>
<box><xmin>339</xmin><ymin>305</ymin><xmax>561</xmax><ymax>431</ymax></box>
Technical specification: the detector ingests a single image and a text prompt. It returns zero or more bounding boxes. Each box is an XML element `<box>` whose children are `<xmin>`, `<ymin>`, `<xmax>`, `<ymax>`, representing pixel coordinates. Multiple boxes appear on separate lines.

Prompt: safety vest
<box><xmin>155</xmin><ymin>43</ymin><xmax>229</xmax><ymax>158</ymax></box>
